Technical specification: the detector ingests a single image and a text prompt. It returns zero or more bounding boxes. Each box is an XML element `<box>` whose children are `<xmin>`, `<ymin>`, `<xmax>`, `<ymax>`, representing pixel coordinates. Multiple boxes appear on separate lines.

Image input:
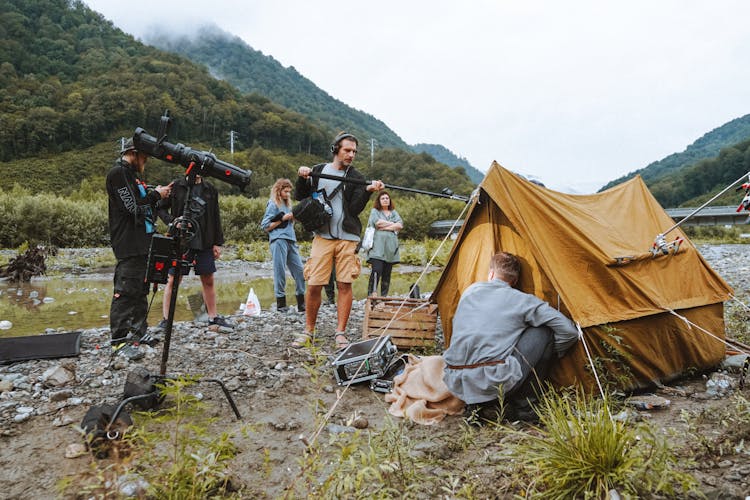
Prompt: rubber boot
<box><xmin>296</xmin><ymin>294</ymin><xmax>306</xmax><ymax>312</ymax></box>
<box><xmin>276</xmin><ymin>296</ymin><xmax>288</xmax><ymax>312</ymax></box>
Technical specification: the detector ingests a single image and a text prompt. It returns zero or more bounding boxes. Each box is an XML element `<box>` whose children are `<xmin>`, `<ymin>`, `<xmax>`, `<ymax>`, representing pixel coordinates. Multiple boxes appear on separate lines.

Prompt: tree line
<box><xmin>1</xmin><ymin>0</ymin><xmax>475</xmax><ymax>203</ymax></box>
<box><xmin>648</xmin><ymin>137</ymin><xmax>750</xmax><ymax>208</ymax></box>
<box><xmin>0</xmin><ymin>0</ymin><xmax>330</xmax><ymax>160</ymax></box>
<box><xmin>0</xmin><ymin>183</ymin><xmax>468</xmax><ymax>249</ymax></box>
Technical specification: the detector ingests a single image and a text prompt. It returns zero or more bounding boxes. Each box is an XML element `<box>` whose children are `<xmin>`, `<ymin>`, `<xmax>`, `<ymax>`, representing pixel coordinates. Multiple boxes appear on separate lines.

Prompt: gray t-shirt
<box><xmin>315</xmin><ymin>163</ymin><xmax>359</xmax><ymax>242</ymax></box>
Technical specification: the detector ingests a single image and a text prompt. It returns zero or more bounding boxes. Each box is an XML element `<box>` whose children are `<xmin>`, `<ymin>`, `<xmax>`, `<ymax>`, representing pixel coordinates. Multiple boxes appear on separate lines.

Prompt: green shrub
<box><xmin>219</xmin><ymin>195</ymin><xmax>267</xmax><ymax>243</ymax></box>
<box><xmin>0</xmin><ymin>185</ymin><xmax>468</xmax><ymax>248</ymax></box>
<box><xmin>513</xmin><ymin>390</ymin><xmax>697</xmax><ymax>498</ymax></box>
<box><xmin>683</xmin><ymin>225</ymin><xmax>748</xmax><ymax>244</ymax></box>
<box><xmin>398</xmin><ymin>238</ymin><xmax>455</xmax><ymax>266</ymax></box>
<box><xmin>0</xmin><ymin>190</ymin><xmax>108</xmax><ymax>247</ymax></box>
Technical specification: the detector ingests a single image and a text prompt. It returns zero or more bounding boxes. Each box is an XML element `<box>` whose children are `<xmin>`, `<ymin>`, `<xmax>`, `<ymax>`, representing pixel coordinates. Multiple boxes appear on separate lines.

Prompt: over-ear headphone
<box><xmin>330</xmin><ymin>132</ymin><xmax>358</xmax><ymax>155</ymax></box>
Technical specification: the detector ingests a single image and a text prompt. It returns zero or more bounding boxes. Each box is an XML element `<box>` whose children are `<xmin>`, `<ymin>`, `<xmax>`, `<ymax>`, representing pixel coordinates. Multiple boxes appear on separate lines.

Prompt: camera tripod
<box><xmin>133</xmin><ymin>169</ymin><xmax>242</xmax><ymax>420</ymax></box>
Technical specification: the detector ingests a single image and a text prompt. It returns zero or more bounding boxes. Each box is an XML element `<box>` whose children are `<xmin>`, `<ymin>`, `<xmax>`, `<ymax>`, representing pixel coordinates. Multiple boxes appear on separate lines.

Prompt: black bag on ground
<box><xmin>81</xmin><ymin>404</ymin><xmax>132</xmax><ymax>458</ymax></box>
<box><xmin>123</xmin><ymin>367</ymin><xmax>162</xmax><ymax>410</ymax></box>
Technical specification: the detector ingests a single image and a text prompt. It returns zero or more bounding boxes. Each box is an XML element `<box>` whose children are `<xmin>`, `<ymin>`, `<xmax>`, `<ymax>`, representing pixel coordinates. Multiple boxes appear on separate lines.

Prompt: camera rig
<box><xmin>135</xmin><ymin>111</ymin><xmax>252</xmax><ymax>376</ymax></box>
<box><xmin>133</xmin><ymin>111</ymin><xmax>252</xmax><ymax>190</ymax></box>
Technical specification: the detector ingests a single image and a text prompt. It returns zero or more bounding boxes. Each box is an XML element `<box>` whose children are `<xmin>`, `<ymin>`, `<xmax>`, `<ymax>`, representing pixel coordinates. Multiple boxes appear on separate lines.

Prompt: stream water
<box><xmin>0</xmin><ymin>268</ymin><xmax>441</xmax><ymax>337</ymax></box>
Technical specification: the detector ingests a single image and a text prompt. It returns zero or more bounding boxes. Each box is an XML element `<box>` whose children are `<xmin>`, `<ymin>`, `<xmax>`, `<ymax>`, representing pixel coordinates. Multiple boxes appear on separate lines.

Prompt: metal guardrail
<box><xmin>430</xmin><ymin>205</ymin><xmax>749</xmax><ymax>237</ymax></box>
<box><xmin>664</xmin><ymin>206</ymin><xmax>749</xmax><ymax>226</ymax></box>
<box><xmin>429</xmin><ymin>220</ymin><xmax>463</xmax><ymax>237</ymax></box>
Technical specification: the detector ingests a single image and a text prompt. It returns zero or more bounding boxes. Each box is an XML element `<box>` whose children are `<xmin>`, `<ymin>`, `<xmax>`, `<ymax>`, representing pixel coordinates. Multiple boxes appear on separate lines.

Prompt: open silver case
<box><xmin>331</xmin><ymin>335</ymin><xmax>398</xmax><ymax>386</ymax></box>
<box><xmin>369</xmin><ymin>354</ymin><xmax>409</xmax><ymax>393</ymax></box>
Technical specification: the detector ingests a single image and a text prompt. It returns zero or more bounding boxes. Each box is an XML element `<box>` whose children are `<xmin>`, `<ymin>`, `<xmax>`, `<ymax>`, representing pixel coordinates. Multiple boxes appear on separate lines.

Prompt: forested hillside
<box><xmin>0</xmin><ymin>0</ymin><xmax>331</xmax><ymax>161</ymax></box>
<box><xmin>649</xmin><ymin>137</ymin><xmax>750</xmax><ymax>208</ymax></box>
<box><xmin>146</xmin><ymin>28</ymin><xmax>409</xmax><ymax>150</ymax></box>
<box><xmin>146</xmin><ymin>29</ymin><xmax>485</xmax><ymax>183</ymax></box>
<box><xmin>0</xmin><ymin>0</ymin><xmax>474</xmax><ymax>199</ymax></box>
<box><xmin>411</xmin><ymin>143</ymin><xmax>484</xmax><ymax>183</ymax></box>
<box><xmin>601</xmin><ymin>114</ymin><xmax>750</xmax><ymax>191</ymax></box>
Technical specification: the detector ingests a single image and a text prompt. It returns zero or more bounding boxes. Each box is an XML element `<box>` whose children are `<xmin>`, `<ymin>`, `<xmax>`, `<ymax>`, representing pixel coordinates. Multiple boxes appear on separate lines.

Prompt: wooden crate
<box><xmin>362</xmin><ymin>296</ymin><xmax>438</xmax><ymax>348</ymax></box>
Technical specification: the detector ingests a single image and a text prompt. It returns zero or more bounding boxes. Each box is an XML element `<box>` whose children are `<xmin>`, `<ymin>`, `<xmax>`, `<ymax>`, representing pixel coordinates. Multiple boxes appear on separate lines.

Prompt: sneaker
<box><xmin>156</xmin><ymin>318</ymin><xmax>169</xmax><ymax>330</ymax></box>
<box><xmin>208</xmin><ymin>315</ymin><xmax>234</xmax><ymax>329</ymax></box>
<box><xmin>112</xmin><ymin>342</ymin><xmax>145</xmax><ymax>361</ymax></box>
<box><xmin>507</xmin><ymin>398</ymin><xmax>541</xmax><ymax>425</ymax></box>
<box><xmin>137</xmin><ymin>331</ymin><xmax>160</xmax><ymax>346</ymax></box>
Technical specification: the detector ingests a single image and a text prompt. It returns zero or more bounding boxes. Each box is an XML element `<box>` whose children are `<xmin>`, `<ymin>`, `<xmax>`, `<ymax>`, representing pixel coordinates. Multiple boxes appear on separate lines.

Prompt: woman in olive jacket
<box><xmin>365</xmin><ymin>190</ymin><xmax>403</xmax><ymax>296</ymax></box>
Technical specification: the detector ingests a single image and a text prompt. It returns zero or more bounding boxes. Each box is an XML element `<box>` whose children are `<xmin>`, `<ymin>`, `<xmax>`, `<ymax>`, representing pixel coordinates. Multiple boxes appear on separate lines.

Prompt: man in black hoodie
<box><xmin>106</xmin><ymin>138</ymin><xmax>171</xmax><ymax>353</ymax></box>
<box><xmin>294</xmin><ymin>132</ymin><xmax>384</xmax><ymax>350</ymax></box>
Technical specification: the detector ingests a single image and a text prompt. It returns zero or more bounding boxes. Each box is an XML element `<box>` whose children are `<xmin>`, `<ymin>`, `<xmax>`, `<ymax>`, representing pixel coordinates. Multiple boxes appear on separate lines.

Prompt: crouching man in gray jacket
<box><xmin>442</xmin><ymin>252</ymin><xmax>579</xmax><ymax>424</ymax></box>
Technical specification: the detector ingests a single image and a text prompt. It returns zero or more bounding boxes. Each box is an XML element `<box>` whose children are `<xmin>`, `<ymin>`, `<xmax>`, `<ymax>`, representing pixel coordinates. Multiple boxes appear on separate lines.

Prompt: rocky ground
<box><xmin>1</xmin><ymin>244</ymin><xmax>750</xmax><ymax>498</ymax></box>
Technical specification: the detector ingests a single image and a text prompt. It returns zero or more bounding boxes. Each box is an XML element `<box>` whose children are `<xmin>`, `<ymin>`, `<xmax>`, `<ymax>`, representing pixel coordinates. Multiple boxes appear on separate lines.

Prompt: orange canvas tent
<box><xmin>433</xmin><ymin>162</ymin><xmax>733</xmax><ymax>391</ymax></box>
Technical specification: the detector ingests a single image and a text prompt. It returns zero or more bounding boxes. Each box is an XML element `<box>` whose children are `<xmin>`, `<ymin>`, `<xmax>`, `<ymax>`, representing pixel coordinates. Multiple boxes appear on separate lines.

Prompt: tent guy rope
<box><xmin>663</xmin><ymin>308</ymin><xmax>750</xmax><ymax>356</ymax></box>
<box><xmin>651</xmin><ymin>170</ymin><xmax>750</xmax><ymax>255</ymax></box>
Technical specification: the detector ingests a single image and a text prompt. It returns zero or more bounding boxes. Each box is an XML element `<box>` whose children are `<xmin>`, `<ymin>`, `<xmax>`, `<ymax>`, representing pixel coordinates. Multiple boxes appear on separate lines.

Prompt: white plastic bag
<box><xmin>243</xmin><ymin>287</ymin><xmax>261</xmax><ymax>317</ymax></box>
<box><xmin>361</xmin><ymin>226</ymin><xmax>375</xmax><ymax>251</ymax></box>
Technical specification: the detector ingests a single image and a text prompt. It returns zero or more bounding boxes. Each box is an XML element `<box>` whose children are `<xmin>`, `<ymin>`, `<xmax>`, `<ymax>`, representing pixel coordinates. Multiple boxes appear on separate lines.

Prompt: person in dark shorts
<box><xmin>159</xmin><ymin>174</ymin><xmax>232</xmax><ymax>328</ymax></box>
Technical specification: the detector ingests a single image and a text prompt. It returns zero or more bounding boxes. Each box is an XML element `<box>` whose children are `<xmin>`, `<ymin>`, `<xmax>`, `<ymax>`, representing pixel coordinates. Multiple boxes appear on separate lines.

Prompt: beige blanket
<box><xmin>384</xmin><ymin>355</ymin><xmax>465</xmax><ymax>425</ymax></box>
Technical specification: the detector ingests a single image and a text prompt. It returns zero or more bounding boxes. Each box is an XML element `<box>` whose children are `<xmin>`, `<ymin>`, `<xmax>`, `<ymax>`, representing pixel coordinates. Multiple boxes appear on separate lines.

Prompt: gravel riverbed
<box><xmin>0</xmin><ymin>243</ymin><xmax>749</xmax><ymax>498</ymax></box>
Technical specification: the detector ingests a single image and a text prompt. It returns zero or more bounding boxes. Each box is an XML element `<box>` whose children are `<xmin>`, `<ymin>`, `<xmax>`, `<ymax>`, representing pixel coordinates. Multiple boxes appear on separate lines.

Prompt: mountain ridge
<box><xmin>600</xmin><ymin>113</ymin><xmax>750</xmax><ymax>192</ymax></box>
<box><xmin>145</xmin><ymin>27</ymin><xmax>409</xmax><ymax>150</ymax></box>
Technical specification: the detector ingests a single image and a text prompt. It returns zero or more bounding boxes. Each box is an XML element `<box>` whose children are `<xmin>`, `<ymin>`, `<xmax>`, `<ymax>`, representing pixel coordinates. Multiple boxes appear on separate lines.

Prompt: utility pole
<box><xmin>229</xmin><ymin>130</ymin><xmax>237</xmax><ymax>158</ymax></box>
<box><xmin>370</xmin><ymin>138</ymin><xmax>377</xmax><ymax>169</ymax></box>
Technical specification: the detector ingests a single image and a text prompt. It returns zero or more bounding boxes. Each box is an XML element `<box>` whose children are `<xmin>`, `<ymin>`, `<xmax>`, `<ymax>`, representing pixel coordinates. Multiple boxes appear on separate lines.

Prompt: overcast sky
<box><xmin>85</xmin><ymin>0</ymin><xmax>750</xmax><ymax>193</ymax></box>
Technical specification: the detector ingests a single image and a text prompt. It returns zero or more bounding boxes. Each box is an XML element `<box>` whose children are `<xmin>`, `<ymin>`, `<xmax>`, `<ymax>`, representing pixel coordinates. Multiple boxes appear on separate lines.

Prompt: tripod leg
<box><xmin>203</xmin><ymin>378</ymin><xmax>243</xmax><ymax>420</ymax></box>
<box><xmin>160</xmin><ymin>272</ymin><xmax>182</xmax><ymax>376</ymax></box>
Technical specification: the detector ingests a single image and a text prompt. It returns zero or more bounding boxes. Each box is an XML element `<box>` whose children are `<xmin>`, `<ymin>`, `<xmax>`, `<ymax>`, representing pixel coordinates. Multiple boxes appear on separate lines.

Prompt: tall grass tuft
<box><xmin>513</xmin><ymin>390</ymin><xmax>698</xmax><ymax>498</ymax></box>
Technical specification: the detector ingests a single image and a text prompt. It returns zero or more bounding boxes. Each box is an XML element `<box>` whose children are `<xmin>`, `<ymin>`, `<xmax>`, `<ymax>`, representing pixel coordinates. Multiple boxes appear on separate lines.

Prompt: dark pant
<box><xmin>465</xmin><ymin>326</ymin><xmax>554</xmax><ymax>424</ymax></box>
<box><xmin>110</xmin><ymin>256</ymin><xmax>149</xmax><ymax>341</ymax></box>
<box><xmin>506</xmin><ymin>325</ymin><xmax>555</xmax><ymax>401</ymax></box>
<box><xmin>367</xmin><ymin>259</ymin><xmax>393</xmax><ymax>296</ymax></box>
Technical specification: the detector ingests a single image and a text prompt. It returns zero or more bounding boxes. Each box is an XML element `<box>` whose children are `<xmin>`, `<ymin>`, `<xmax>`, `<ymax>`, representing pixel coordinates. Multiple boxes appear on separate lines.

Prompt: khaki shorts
<box><xmin>304</xmin><ymin>236</ymin><xmax>361</xmax><ymax>285</ymax></box>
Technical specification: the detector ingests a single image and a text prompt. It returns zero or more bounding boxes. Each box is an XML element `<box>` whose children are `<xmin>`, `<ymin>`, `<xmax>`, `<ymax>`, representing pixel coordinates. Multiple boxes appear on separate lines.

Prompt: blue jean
<box><xmin>270</xmin><ymin>238</ymin><xmax>305</xmax><ymax>298</ymax></box>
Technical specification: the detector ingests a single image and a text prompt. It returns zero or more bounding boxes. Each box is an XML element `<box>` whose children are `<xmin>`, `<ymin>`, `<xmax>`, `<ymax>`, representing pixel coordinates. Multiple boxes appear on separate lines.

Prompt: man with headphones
<box><xmin>294</xmin><ymin>132</ymin><xmax>384</xmax><ymax>350</ymax></box>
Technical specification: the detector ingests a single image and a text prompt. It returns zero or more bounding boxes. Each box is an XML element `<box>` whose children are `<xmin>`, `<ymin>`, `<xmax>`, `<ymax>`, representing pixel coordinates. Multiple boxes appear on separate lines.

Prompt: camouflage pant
<box><xmin>110</xmin><ymin>256</ymin><xmax>149</xmax><ymax>342</ymax></box>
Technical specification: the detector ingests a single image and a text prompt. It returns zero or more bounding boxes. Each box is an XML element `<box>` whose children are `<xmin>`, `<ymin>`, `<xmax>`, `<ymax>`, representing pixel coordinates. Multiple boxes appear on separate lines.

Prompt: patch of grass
<box><xmin>684</xmin><ymin>225</ymin><xmax>750</xmax><ymax>244</ymax></box>
<box><xmin>583</xmin><ymin>327</ymin><xmax>636</xmax><ymax>394</ymax></box>
<box><xmin>725</xmin><ymin>292</ymin><xmax>750</xmax><ymax>345</ymax></box>
<box><xmin>301</xmin><ymin>419</ymin><xmax>434</xmax><ymax>499</ymax></box>
<box><xmin>680</xmin><ymin>393</ymin><xmax>750</xmax><ymax>462</ymax></box>
<box><xmin>511</xmin><ymin>390</ymin><xmax>698</xmax><ymax>498</ymax></box>
<box><xmin>59</xmin><ymin>377</ymin><xmax>244</xmax><ymax>499</ymax></box>
<box><xmin>229</xmin><ymin>241</ymin><xmax>272</xmax><ymax>262</ymax></box>
<box><xmin>398</xmin><ymin>238</ymin><xmax>454</xmax><ymax>267</ymax></box>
